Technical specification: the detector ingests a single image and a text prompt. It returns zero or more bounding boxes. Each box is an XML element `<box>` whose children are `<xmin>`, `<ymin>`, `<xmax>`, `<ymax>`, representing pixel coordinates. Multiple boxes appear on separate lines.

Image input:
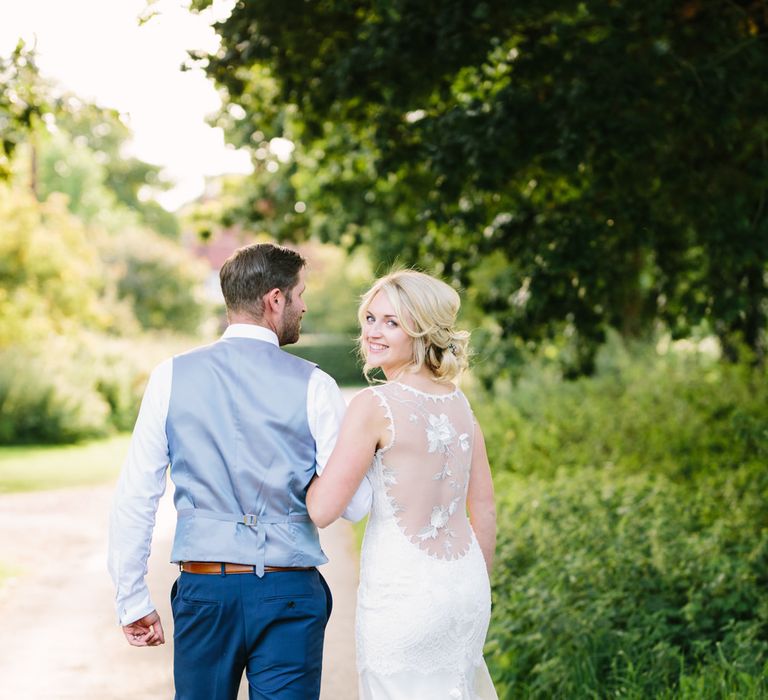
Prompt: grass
<box><xmin>0</xmin><ymin>433</ymin><xmax>131</xmax><ymax>494</ymax></box>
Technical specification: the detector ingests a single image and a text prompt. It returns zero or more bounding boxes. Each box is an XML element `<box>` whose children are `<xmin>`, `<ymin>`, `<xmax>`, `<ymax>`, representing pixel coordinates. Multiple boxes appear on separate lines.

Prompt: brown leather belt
<box><xmin>180</xmin><ymin>561</ymin><xmax>315</xmax><ymax>575</ymax></box>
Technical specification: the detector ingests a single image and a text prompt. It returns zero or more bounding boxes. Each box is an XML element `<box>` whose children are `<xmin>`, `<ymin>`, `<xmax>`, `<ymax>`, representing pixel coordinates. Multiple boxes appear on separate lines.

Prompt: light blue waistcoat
<box><xmin>166</xmin><ymin>337</ymin><xmax>328</xmax><ymax>576</ymax></box>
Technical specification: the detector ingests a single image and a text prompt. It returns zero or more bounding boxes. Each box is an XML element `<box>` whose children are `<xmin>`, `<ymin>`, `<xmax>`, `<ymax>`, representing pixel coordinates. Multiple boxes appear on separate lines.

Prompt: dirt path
<box><xmin>0</xmin><ymin>482</ymin><xmax>360</xmax><ymax>699</ymax></box>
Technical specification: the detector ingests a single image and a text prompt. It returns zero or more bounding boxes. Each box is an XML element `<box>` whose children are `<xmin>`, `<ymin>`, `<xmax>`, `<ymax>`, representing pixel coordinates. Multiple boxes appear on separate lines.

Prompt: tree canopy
<box><xmin>0</xmin><ymin>42</ymin><xmax>209</xmax><ymax>337</ymax></box>
<box><xmin>0</xmin><ymin>42</ymin><xmax>46</xmax><ymax>182</ymax></box>
<box><xmin>1</xmin><ymin>41</ymin><xmax>179</xmax><ymax>237</ymax></box>
<box><xmin>193</xmin><ymin>0</ymin><xmax>768</xmax><ymax>375</ymax></box>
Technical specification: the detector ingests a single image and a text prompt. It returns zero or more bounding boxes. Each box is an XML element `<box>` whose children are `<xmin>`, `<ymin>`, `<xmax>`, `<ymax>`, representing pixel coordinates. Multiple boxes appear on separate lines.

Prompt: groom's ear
<box><xmin>263</xmin><ymin>287</ymin><xmax>283</xmax><ymax>315</ymax></box>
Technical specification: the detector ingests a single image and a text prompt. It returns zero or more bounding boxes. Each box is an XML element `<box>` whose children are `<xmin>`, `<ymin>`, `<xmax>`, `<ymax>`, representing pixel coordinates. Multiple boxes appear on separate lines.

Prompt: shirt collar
<box><xmin>222</xmin><ymin>323</ymin><xmax>279</xmax><ymax>347</ymax></box>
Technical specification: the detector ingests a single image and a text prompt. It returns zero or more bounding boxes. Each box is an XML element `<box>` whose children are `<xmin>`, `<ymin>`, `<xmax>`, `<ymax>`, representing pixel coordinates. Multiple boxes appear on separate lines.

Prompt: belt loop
<box><xmin>220</xmin><ymin>562</ymin><xmax>226</xmax><ymax>577</ymax></box>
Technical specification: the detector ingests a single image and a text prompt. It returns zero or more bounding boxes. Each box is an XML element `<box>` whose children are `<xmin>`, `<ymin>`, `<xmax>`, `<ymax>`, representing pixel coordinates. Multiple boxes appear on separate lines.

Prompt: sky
<box><xmin>0</xmin><ymin>0</ymin><xmax>253</xmax><ymax>210</ymax></box>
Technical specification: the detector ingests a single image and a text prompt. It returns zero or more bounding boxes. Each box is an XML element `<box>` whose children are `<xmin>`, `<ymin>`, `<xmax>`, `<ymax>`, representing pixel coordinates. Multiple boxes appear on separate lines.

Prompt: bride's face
<box><xmin>362</xmin><ymin>291</ymin><xmax>413</xmax><ymax>377</ymax></box>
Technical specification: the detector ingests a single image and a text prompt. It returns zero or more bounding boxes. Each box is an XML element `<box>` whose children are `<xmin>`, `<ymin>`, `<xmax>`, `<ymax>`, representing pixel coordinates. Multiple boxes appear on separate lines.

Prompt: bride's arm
<box><xmin>309</xmin><ymin>370</ymin><xmax>371</xmax><ymax>521</ymax></box>
<box><xmin>467</xmin><ymin>421</ymin><xmax>497</xmax><ymax>575</ymax></box>
<box><xmin>307</xmin><ymin>389</ymin><xmax>385</xmax><ymax>528</ymax></box>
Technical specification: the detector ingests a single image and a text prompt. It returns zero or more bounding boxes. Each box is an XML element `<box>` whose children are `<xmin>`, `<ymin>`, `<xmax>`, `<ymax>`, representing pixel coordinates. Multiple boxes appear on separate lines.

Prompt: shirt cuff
<box><xmin>117</xmin><ymin>590</ymin><xmax>155</xmax><ymax>627</ymax></box>
<box><xmin>340</xmin><ymin>474</ymin><xmax>373</xmax><ymax>522</ymax></box>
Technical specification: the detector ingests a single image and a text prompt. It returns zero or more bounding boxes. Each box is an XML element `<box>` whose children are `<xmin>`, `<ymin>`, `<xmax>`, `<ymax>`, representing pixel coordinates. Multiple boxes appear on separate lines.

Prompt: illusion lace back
<box><xmin>356</xmin><ymin>382</ymin><xmax>498</xmax><ymax>700</ymax></box>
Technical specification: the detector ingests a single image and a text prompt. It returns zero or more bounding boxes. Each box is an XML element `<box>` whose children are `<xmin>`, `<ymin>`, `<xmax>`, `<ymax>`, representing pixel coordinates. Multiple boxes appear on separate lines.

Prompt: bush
<box><xmin>473</xmin><ymin>344</ymin><xmax>768</xmax><ymax>697</ymax></box>
<box><xmin>0</xmin><ymin>332</ymin><xmax>196</xmax><ymax>444</ymax></box>
<box><xmin>286</xmin><ymin>334</ymin><xmax>365</xmax><ymax>386</ymax></box>
<box><xmin>0</xmin><ymin>186</ymin><xmax>113</xmax><ymax>346</ymax></box>
<box><xmin>103</xmin><ymin>228</ymin><xmax>211</xmax><ymax>334</ymax></box>
<box><xmin>475</xmin><ymin>345</ymin><xmax>768</xmax><ymax>482</ymax></box>
<box><xmin>0</xmin><ymin>341</ymin><xmax>110</xmax><ymax>444</ymax></box>
<box><xmin>486</xmin><ymin>467</ymin><xmax>768</xmax><ymax>699</ymax></box>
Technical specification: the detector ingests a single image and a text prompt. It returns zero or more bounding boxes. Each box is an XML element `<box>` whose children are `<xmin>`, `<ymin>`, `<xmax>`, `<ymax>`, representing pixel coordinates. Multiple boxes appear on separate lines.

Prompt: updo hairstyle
<box><xmin>358</xmin><ymin>269</ymin><xmax>470</xmax><ymax>383</ymax></box>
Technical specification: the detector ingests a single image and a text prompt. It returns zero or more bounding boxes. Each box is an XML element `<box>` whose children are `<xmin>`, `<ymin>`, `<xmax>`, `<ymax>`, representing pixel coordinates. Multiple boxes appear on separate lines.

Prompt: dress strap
<box><xmin>367</xmin><ymin>386</ymin><xmax>395</xmax><ymax>452</ymax></box>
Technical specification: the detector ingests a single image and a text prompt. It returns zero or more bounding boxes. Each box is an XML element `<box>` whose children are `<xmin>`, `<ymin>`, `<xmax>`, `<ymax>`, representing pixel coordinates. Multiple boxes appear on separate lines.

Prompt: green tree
<box><xmin>0</xmin><ymin>42</ymin><xmax>47</xmax><ymax>185</ymax></box>
<box><xmin>101</xmin><ymin>227</ymin><xmax>210</xmax><ymax>334</ymax></box>
<box><xmin>1</xmin><ymin>43</ymin><xmax>179</xmax><ymax>237</ymax></box>
<box><xmin>0</xmin><ymin>184</ymin><xmax>121</xmax><ymax>346</ymax></box>
<box><xmin>51</xmin><ymin>100</ymin><xmax>180</xmax><ymax>237</ymax></box>
<box><xmin>192</xmin><ymin>0</ymin><xmax>768</xmax><ymax>376</ymax></box>
<box><xmin>183</xmin><ymin>166</ymin><xmax>310</xmax><ymax>244</ymax></box>
<box><xmin>36</xmin><ymin>128</ymin><xmax>123</xmax><ymax>227</ymax></box>
<box><xmin>0</xmin><ymin>43</ymin><xmax>210</xmax><ymax>335</ymax></box>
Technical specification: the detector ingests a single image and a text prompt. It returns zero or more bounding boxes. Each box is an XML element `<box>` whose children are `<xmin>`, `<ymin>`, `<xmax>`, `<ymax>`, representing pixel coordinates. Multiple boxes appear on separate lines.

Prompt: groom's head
<box><xmin>220</xmin><ymin>243</ymin><xmax>307</xmax><ymax>343</ymax></box>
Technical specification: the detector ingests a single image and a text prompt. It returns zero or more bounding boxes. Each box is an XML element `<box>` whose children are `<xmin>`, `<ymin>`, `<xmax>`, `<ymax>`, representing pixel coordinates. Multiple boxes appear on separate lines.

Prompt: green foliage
<box><xmin>0</xmin><ymin>45</ymin><xmax>217</xmax><ymax>444</ymax></box>
<box><xmin>660</xmin><ymin>661</ymin><xmax>768</xmax><ymax>700</ymax></box>
<box><xmin>286</xmin><ymin>335</ymin><xmax>364</xmax><ymax>387</ymax></box>
<box><xmin>300</xmin><ymin>243</ymin><xmax>372</xmax><ymax>336</ymax></box>
<box><xmin>0</xmin><ymin>185</ymin><xmax>114</xmax><ymax>344</ymax></box>
<box><xmin>476</xmin><ymin>339</ymin><xmax>768</xmax><ymax>481</ymax></box>
<box><xmin>1</xmin><ymin>42</ymin><xmax>179</xmax><ymax>238</ymax></box>
<box><xmin>89</xmin><ymin>337</ymin><xmax>150</xmax><ymax>432</ymax></box>
<box><xmin>103</xmin><ymin>228</ymin><xmax>211</xmax><ymax>334</ymax></box>
<box><xmin>0</xmin><ymin>331</ymin><xmax>203</xmax><ymax>445</ymax></box>
<box><xmin>474</xmin><ymin>346</ymin><xmax>768</xmax><ymax>697</ymax></box>
<box><xmin>0</xmin><ymin>341</ymin><xmax>111</xmax><ymax>444</ymax></box>
<box><xmin>39</xmin><ymin>100</ymin><xmax>180</xmax><ymax>237</ymax></box>
<box><xmin>488</xmin><ymin>467</ymin><xmax>768</xmax><ymax>699</ymax></box>
<box><xmin>0</xmin><ymin>172</ymin><xmax>207</xmax><ymax>444</ymax></box>
<box><xmin>0</xmin><ymin>43</ymin><xmax>209</xmax><ymax>336</ymax></box>
<box><xmin>0</xmin><ymin>42</ymin><xmax>46</xmax><ymax>180</ymax></box>
<box><xmin>36</xmin><ymin>128</ymin><xmax>123</xmax><ymax>227</ymax></box>
<box><xmin>195</xmin><ymin>0</ymin><xmax>768</xmax><ymax>375</ymax></box>
<box><xmin>0</xmin><ymin>174</ymin><xmax>210</xmax><ymax>343</ymax></box>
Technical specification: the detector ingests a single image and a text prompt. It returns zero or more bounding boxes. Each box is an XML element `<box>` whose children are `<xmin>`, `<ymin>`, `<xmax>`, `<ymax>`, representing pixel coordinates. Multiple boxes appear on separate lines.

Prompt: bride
<box><xmin>307</xmin><ymin>270</ymin><xmax>498</xmax><ymax>699</ymax></box>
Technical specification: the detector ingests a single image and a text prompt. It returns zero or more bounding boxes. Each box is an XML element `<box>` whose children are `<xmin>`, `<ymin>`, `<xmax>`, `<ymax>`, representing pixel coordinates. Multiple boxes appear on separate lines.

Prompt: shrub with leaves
<box><xmin>475</xmin><ymin>344</ymin><xmax>768</xmax><ymax>697</ymax></box>
<box><xmin>487</xmin><ymin>468</ymin><xmax>768</xmax><ymax>698</ymax></box>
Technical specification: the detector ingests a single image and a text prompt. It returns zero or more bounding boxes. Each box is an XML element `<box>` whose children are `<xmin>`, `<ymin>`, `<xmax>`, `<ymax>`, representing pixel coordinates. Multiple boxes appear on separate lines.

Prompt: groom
<box><xmin>108</xmin><ymin>242</ymin><xmax>371</xmax><ymax>699</ymax></box>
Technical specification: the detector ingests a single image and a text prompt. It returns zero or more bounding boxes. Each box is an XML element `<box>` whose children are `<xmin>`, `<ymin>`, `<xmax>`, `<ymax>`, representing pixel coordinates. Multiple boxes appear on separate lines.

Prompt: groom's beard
<box><xmin>278</xmin><ymin>301</ymin><xmax>302</xmax><ymax>346</ymax></box>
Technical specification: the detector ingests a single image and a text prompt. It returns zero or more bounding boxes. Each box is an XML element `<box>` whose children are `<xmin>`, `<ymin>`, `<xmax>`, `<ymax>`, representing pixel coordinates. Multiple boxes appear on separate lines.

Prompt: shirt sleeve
<box><xmin>307</xmin><ymin>368</ymin><xmax>372</xmax><ymax>522</ymax></box>
<box><xmin>107</xmin><ymin>358</ymin><xmax>172</xmax><ymax>626</ymax></box>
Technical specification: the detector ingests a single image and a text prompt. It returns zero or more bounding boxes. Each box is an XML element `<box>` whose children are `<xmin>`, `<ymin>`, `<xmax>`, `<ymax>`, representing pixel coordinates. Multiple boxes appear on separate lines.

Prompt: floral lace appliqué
<box><xmin>370</xmin><ymin>383</ymin><xmax>475</xmax><ymax>561</ymax></box>
<box><xmin>426</xmin><ymin>413</ymin><xmax>456</xmax><ymax>453</ymax></box>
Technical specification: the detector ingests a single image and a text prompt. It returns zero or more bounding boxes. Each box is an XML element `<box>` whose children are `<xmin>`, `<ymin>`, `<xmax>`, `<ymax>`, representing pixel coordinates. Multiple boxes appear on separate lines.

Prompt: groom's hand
<box><xmin>122</xmin><ymin>610</ymin><xmax>165</xmax><ymax>647</ymax></box>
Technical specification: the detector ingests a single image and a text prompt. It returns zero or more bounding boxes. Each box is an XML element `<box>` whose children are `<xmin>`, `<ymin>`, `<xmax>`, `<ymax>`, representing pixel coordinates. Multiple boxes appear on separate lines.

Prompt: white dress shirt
<box><xmin>108</xmin><ymin>324</ymin><xmax>372</xmax><ymax>625</ymax></box>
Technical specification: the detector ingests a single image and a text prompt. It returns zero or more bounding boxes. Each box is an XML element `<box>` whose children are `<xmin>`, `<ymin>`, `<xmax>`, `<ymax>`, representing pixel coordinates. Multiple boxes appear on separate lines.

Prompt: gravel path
<box><xmin>0</xmin><ymin>482</ymin><xmax>360</xmax><ymax>699</ymax></box>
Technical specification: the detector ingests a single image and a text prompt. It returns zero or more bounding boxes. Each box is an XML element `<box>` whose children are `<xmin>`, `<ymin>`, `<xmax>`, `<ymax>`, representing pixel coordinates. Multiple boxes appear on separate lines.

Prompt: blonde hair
<box><xmin>358</xmin><ymin>269</ymin><xmax>470</xmax><ymax>383</ymax></box>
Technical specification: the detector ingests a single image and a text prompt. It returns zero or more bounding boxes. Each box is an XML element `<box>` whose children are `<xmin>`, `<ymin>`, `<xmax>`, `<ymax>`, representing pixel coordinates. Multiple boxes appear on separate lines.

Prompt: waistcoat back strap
<box><xmin>177</xmin><ymin>508</ymin><xmax>311</xmax><ymax>576</ymax></box>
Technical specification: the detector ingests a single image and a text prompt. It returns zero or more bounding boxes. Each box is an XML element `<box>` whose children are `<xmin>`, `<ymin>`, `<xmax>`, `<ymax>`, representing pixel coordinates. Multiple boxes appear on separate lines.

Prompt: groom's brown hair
<box><xmin>220</xmin><ymin>242</ymin><xmax>306</xmax><ymax>320</ymax></box>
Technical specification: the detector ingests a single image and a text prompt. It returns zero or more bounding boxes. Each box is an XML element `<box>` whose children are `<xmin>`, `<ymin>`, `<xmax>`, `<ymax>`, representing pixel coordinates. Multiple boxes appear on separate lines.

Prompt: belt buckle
<box><xmin>242</xmin><ymin>514</ymin><xmax>258</xmax><ymax>527</ymax></box>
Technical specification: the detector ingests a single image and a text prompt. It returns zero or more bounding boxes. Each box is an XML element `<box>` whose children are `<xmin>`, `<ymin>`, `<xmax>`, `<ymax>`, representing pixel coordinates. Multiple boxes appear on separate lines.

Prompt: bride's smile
<box><xmin>363</xmin><ymin>292</ymin><xmax>413</xmax><ymax>376</ymax></box>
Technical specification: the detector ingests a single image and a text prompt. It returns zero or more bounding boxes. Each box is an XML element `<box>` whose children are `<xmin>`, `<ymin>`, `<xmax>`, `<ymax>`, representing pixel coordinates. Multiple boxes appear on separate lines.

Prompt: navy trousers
<box><xmin>171</xmin><ymin>568</ymin><xmax>333</xmax><ymax>700</ymax></box>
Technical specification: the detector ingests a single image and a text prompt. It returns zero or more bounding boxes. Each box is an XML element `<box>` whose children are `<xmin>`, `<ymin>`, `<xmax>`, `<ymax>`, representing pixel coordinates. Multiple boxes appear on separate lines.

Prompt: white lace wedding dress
<box><xmin>356</xmin><ymin>382</ymin><xmax>498</xmax><ymax>700</ymax></box>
